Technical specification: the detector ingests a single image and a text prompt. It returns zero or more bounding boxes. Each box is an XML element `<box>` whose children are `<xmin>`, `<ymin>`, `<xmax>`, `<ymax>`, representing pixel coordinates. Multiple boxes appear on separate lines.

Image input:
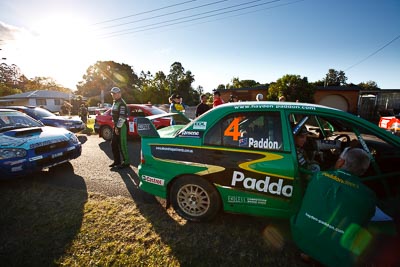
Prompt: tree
<box><xmin>358</xmin><ymin>80</ymin><xmax>380</xmax><ymax>90</ymax></box>
<box><xmin>0</xmin><ymin>82</ymin><xmax>22</xmax><ymax>97</ymax></box>
<box><xmin>267</xmin><ymin>74</ymin><xmax>315</xmax><ymax>103</ymax></box>
<box><xmin>166</xmin><ymin>62</ymin><xmax>197</xmax><ymax>105</ymax></box>
<box><xmin>225</xmin><ymin>77</ymin><xmax>261</xmax><ymax>89</ymax></box>
<box><xmin>0</xmin><ymin>63</ymin><xmax>23</xmax><ymax>88</ymax></box>
<box><xmin>76</xmin><ymin>61</ymin><xmax>139</xmax><ymax>104</ymax></box>
<box><xmin>217</xmin><ymin>84</ymin><xmax>226</xmax><ymax>90</ymax></box>
<box><xmin>0</xmin><ymin>63</ymin><xmax>71</xmax><ymax>94</ymax></box>
<box><xmin>324</xmin><ymin>69</ymin><xmax>348</xmax><ymax>86</ymax></box>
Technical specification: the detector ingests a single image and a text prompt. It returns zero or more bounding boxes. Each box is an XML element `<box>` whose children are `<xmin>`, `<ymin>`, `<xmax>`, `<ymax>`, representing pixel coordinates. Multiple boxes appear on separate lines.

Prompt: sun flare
<box><xmin>16</xmin><ymin>15</ymin><xmax>100</xmax><ymax>89</ymax></box>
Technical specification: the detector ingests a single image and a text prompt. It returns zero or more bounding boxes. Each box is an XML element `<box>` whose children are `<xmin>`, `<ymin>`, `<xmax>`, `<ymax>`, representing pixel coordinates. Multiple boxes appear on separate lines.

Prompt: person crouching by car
<box><xmin>109</xmin><ymin>87</ymin><xmax>130</xmax><ymax>169</ymax></box>
<box><xmin>290</xmin><ymin>148</ymin><xmax>377</xmax><ymax>267</ymax></box>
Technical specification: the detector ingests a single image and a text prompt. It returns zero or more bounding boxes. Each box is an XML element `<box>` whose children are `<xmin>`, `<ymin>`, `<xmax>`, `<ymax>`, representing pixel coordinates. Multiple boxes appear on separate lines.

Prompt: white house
<box><xmin>0</xmin><ymin>90</ymin><xmax>73</xmax><ymax>112</ymax></box>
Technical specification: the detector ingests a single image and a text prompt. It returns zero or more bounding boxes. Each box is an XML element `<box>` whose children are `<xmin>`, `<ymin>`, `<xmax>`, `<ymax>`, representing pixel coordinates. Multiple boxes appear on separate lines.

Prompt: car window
<box><xmin>130</xmin><ymin>108</ymin><xmax>146</xmax><ymax>117</ymax></box>
<box><xmin>148</xmin><ymin>106</ymin><xmax>166</xmax><ymax>115</ymax></box>
<box><xmin>204</xmin><ymin>111</ymin><xmax>283</xmax><ymax>150</ymax></box>
<box><xmin>0</xmin><ymin>113</ymin><xmax>42</xmax><ymax>130</ymax></box>
<box><xmin>30</xmin><ymin>108</ymin><xmax>56</xmax><ymax>118</ymax></box>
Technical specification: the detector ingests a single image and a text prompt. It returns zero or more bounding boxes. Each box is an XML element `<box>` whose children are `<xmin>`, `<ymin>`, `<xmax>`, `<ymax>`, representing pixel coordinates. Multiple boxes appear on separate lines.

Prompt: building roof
<box><xmin>0</xmin><ymin>90</ymin><xmax>72</xmax><ymax>100</ymax></box>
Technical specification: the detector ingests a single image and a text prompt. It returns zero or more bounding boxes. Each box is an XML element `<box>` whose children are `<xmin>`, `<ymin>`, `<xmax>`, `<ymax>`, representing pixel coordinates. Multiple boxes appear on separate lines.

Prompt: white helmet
<box><xmin>256</xmin><ymin>93</ymin><xmax>263</xmax><ymax>101</ymax></box>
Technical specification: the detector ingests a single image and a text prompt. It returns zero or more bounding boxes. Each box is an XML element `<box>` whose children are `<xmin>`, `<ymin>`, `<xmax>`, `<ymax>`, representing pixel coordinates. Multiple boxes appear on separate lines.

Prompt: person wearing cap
<box><xmin>169</xmin><ymin>94</ymin><xmax>185</xmax><ymax>113</ymax></box>
<box><xmin>291</xmin><ymin>148</ymin><xmax>377</xmax><ymax>267</ymax></box>
<box><xmin>213</xmin><ymin>90</ymin><xmax>224</xmax><ymax>107</ymax></box>
<box><xmin>109</xmin><ymin>87</ymin><xmax>130</xmax><ymax>169</ymax></box>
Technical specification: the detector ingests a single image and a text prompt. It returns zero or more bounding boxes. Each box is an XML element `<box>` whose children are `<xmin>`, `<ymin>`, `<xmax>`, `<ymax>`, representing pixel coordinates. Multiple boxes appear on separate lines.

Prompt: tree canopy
<box><xmin>267</xmin><ymin>74</ymin><xmax>315</xmax><ymax>103</ymax></box>
<box><xmin>75</xmin><ymin>61</ymin><xmax>199</xmax><ymax>105</ymax></box>
<box><xmin>0</xmin><ymin>62</ymin><xmax>71</xmax><ymax>97</ymax></box>
<box><xmin>1</xmin><ymin>62</ymin><xmax>382</xmax><ymax>105</ymax></box>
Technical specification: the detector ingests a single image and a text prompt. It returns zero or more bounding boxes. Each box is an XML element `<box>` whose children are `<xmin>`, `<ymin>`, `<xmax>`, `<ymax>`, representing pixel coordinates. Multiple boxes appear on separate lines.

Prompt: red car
<box><xmin>379</xmin><ymin>114</ymin><xmax>400</xmax><ymax>136</ymax></box>
<box><xmin>94</xmin><ymin>104</ymin><xmax>189</xmax><ymax>140</ymax></box>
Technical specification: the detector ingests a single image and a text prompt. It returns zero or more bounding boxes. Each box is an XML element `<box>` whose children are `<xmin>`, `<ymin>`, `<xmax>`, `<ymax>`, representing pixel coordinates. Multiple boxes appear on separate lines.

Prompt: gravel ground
<box><xmin>30</xmin><ymin>134</ymin><xmax>153</xmax><ymax>202</ymax></box>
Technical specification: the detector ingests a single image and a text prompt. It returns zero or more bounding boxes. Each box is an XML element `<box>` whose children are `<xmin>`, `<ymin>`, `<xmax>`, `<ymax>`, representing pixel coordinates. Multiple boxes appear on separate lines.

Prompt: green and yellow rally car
<box><xmin>137</xmin><ymin>102</ymin><xmax>400</xmax><ymax>223</ymax></box>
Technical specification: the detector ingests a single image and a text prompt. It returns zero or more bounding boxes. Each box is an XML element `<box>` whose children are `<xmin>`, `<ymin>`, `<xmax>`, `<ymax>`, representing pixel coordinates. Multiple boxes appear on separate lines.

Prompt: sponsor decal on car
<box><xmin>154</xmin><ymin>146</ymin><xmax>194</xmax><ymax>154</ymax></box>
<box><xmin>29</xmin><ymin>138</ymin><xmax>67</xmax><ymax>149</ymax></box>
<box><xmin>193</xmin><ymin>121</ymin><xmax>207</xmax><ymax>130</ymax></box>
<box><xmin>29</xmin><ymin>155</ymin><xmax>43</xmax><ymax>161</ymax></box>
<box><xmin>142</xmin><ymin>175</ymin><xmax>165</xmax><ymax>186</ymax></box>
<box><xmin>129</xmin><ymin>121</ymin><xmax>135</xmax><ymax>132</ymax></box>
<box><xmin>248</xmin><ymin>138</ymin><xmax>279</xmax><ymax>149</ymax></box>
<box><xmin>227</xmin><ymin>195</ymin><xmax>267</xmax><ymax>205</ymax></box>
<box><xmin>11</xmin><ymin>165</ymin><xmax>23</xmax><ymax>172</ymax></box>
<box><xmin>138</xmin><ymin>123</ymin><xmax>151</xmax><ymax>131</ymax></box>
<box><xmin>231</xmin><ymin>171</ymin><xmax>293</xmax><ymax>197</ymax></box>
<box><xmin>4</xmin><ymin>159</ymin><xmax>27</xmax><ymax>165</ymax></box>
<box><xmin>0</xmin><ymin>136</ymin><xmax>27</xmax><ymax>147</ymax></box>
<box><xmin>180</xmin><ymin>130</ymin><xmax>202</xmax><ymax>138</ymax></box>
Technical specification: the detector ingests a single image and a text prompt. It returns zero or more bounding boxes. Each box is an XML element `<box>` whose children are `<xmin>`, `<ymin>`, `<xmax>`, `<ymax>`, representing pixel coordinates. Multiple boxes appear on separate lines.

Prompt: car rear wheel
<box><xmin>170</xmin><ymin>175</ymin><xmax>221</xmax><ymax>222</ymax></box>
<box><xmin>100</xmin><ymin>126</ymin><xmax>113</xmax><ymax>141</ymax></box>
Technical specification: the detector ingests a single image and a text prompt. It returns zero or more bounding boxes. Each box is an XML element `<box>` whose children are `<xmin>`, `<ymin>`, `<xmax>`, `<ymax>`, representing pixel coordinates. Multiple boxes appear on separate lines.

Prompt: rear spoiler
<box><xmin>136</xmin><ymin>117</ymin><xmax>160</xmax><ymax>138</ymax></box>
<box><xmin>146</xmin><ymin>112</ymin><xmax>191</xmax><ymax>124</ymax></box>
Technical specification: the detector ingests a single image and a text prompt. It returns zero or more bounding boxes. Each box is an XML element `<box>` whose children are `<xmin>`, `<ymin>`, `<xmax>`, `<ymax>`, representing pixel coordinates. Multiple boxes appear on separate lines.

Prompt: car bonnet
<box><xmin>0</xmin><ymin>126</ymin><xmax>72</xmax><ymax>148</ymax></box>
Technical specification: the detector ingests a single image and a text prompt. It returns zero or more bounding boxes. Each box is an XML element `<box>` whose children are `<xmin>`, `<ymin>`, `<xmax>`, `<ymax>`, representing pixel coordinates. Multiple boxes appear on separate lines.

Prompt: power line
<box><xmin>92</xmin><ymin>0</ymin><xmax>197</xmax><ymax>25</ymax></box>
<box><xmin>345</xmin><ymin>33</ymin><xmax>400</xmax><ymax>71</ymax></box>
<box><xmin>99</xmin><ymin>0</ymin><xmax>266</xmax><ymax>36</ymax></box>
<box><xmin>97</xmin><ymin>0</ymin><xmax>229</xmax><ymax>30</ymax></box>
<box><xmin>100</xmin><ymin>0</ymin><xmax>280</xmax><ymax>39</ymax></box>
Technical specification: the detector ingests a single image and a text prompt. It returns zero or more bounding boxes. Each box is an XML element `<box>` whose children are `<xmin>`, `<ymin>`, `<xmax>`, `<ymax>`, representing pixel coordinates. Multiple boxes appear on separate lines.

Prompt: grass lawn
<box><xmin>0</xmin><ymin>180</ymin><xmax>306</xmax><ymax>266</ymax></box>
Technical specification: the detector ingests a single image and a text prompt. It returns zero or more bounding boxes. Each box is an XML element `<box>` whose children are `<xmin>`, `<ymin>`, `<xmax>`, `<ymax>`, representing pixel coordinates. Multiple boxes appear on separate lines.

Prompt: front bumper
<box><xmin>0</xmin><ymin>144</ymin><xmax>82</xmax><ymax>178</ymax></box>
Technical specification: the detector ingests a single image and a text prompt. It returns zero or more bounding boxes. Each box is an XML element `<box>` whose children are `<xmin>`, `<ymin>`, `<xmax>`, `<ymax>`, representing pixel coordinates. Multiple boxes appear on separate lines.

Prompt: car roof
<box><xmin>215</xmin><ymin>101</ymin><xmax>338</xmax><ymax>110</ymax></box>
<box><xmin>0</xmin><ymin>108</ymin><xmax>21</xmax><ymax>113</ymax></box>
<box><xmin>127</xmin><ymin>104</ymin><xmax>156</xmax><ymax>108</ymax></box>
<box><xmin>2</xmin><ymin>106</ymin><xmax>37</xmax><ymax>110</ymax></box>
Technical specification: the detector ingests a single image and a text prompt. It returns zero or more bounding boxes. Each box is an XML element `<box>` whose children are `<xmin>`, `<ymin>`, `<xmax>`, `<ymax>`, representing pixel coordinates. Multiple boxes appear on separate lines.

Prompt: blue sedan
<box><xmin>3</xmin><ymin>106</ymin><xmax>85</xmax><ymax>133</ymax></box>
<box><xmin>0</xmin><ymin>109</ymin><xmax>82</xmax><ymax>178</ymax></box>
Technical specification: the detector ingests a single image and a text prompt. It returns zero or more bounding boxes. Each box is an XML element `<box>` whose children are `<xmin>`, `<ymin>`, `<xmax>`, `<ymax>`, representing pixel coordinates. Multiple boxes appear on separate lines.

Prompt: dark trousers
<box><xmin>111</xmin><ymin>125</ymin><xmax>129</xmax><ymax>164</ymax></box>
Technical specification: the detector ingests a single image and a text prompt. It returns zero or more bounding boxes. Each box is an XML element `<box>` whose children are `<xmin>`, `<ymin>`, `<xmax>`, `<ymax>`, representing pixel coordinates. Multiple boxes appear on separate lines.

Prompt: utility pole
<box><xmin>0</xmin><ymin>48</ymin><xmax>6</xmax><ymax>61</ymax></box>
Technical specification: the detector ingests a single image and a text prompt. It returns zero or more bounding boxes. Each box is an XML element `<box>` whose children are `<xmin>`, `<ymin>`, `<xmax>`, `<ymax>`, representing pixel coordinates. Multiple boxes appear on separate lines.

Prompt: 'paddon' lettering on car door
<box><xmin>150</xmin><ymin>144</ymin><xmax>293</xmax><ymax>198</ymax></box>
<box><xmin>231</xmin><ymin>170</ymin><xmax>293</xmax><ymax>197</ymax></box>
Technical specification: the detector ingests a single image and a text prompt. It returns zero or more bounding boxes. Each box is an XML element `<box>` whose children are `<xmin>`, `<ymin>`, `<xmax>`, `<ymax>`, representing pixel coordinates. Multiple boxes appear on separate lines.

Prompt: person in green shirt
<box><xmin>109</xmin><ymin>87</ymin><xmax>130</xmax><ymax>169</ymax></box>
<box><xmin>291</xmin><ymin>148</ymin><xmax>376</xmax><ymax>267</ymax></box>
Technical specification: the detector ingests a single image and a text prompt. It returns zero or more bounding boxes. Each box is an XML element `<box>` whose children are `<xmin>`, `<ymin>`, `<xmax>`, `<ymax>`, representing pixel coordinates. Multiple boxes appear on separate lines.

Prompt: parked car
<box><xmin>3</xmin><ymin>106</ymin><xmax>85</xmax><ymax>133</ymax></box>
<box><xmin>94</xmin><ymin>104</ymin><xmax>190</xmax><ymax>141</ymax></box>
<box><xmin>0</xmin><ymin>109</ymin><xmax>82</xmax><ymax>178</ymax></box>
<box><xmin>88</xmin><ymin>103</ymin><xmax>112</xmax><ymax>115</ymax></box>
<box><xmin>379</xmin><ymin>114</ymin><xmax>400</xmax><ymax>136</ymax></box>
<box><xmin>137</xmin><ymin>101</ymin><xmax>400</xmax><ymax>223</ymax></box>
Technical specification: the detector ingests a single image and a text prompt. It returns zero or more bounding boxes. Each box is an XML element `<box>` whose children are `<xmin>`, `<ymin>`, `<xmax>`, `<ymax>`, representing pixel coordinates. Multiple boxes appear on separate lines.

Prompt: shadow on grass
<box><xmin>114</xmin><ymin>166</ymin><xmax>305</xmax><ymax>267</ymax></box>
<box><xmin>0</xmin><ymin>163</ymin><xmax>88</xmax><ymax>266</ymax></box>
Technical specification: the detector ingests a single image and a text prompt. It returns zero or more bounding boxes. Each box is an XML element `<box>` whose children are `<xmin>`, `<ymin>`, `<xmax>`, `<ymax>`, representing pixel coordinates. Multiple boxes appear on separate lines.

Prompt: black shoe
<box><xmin>109</xmin><ymin>162</ymin><xmax>120</xmax><ymax>168</ymax></box>
<box><xmin>117</xmin><ymin>163</ymin><xmax>130</xmax><ymax>169</ymax></box>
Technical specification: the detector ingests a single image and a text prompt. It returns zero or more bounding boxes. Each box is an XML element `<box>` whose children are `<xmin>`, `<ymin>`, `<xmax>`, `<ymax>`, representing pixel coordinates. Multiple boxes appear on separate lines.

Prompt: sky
<box><xmin>0</xmin><ymin>0</ymin><xmax>399</xmax><ymax>92</ymax></box>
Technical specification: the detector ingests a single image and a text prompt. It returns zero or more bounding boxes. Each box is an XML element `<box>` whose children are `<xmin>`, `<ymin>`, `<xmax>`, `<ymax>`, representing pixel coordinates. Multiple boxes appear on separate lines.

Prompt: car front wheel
<box><xmin>100</xmin><ymin>126</ymin><xmax>113</xmax><ymax>141</ymax></box>
<box><xmin>170</xmin><ymin>175</ymin><xmax>221</xmax><ymax>222</ymax></box>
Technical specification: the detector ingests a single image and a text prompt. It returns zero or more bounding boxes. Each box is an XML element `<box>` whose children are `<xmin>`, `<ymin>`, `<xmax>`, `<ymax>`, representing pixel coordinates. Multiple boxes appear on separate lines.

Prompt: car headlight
<box><xmin>0</xmin><ymin>148</ymin><xmax>27</xmax><ymax>159</ymax></box>
<box><xmin>67</xmin><ymin>133</ymin><xmax>80</xmax><ymax>145</ymax></box>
